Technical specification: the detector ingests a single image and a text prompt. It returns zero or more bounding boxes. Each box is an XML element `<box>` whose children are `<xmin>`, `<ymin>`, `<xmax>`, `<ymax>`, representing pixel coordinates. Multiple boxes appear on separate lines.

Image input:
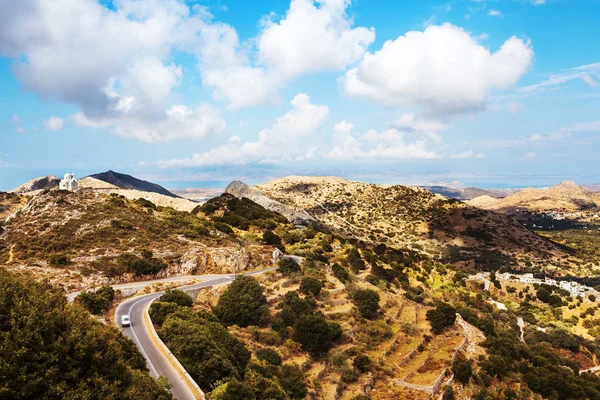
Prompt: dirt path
<box><xmin>6</xmin><ymin>245</ymin><xmax>14</xmax><ymax>264</ymax></box>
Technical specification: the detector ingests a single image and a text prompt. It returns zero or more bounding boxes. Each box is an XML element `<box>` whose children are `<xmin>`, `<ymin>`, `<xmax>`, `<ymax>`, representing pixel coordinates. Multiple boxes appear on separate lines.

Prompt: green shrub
<box><xmin>149</xmin><ymin>301</ymin><xmax>180</xmax><ymax>326</ymax></box>
<box><xmin>76</xmin><ymin>285</ymin><xmax>115</xmax><ymax>315</ymax></box>
<box><xmin>299</xmin><ymin>277</ymin><xmax>322</xmax><ymax>297</ymax></box>
<box><xmin>256</xmin><ymin>347</ymin><xmax>282</xmax><ymax>366</ymax></box>
<box><xmin>353</xmin><ymin>354</ymin><xmax>372</xmax><ymax>373</ymax></box>
<box><xmin>277</xmin><ymin>364</ymin><xmax>307</xmax><ymax>400</ymax></box>
<box><xmin>214</xmin><ymin>222</ymin><xmax>234</xmax><ymax>234</ymax></box>
<box><xmin>214</xmin><ymin>276</ymin><xmax>269</xmax><ymax>327</ymax></box>
<box><xmin>159</xmin><ymin>289</ymin><xmax>193</xmax><ymax>307</ymax></box>
<box><xmin>292</xmin><ymin>314</ymin><xmax>341</xmax><ymax>357</ymax></box>
<box><xmin>353</xmin><ymin>289</ymin><xmax>380</xmax><ymax>320</ymax></box>
<box><xmin>263</xmin><ymin>230</ymin><xmax>283</xmax><ymax>249</ymax></box>
<box><xmin>332</xmin><ymin>263</ymin><xmax>350</xmax><ymax>283</ymax></box>
<box><xmin>426</xmin><ymin>302</ymin><xmax>456</xmax><ymax>334</ymax></box>
<box><xmin>278</xmin><ymin>257</ymin><xmax>301</xmax><ymax>276</ymax></box>
<box><xmin>452</xmin><ymin>356</ymin><xmax>472</xmax><ymax>384</ymax></box>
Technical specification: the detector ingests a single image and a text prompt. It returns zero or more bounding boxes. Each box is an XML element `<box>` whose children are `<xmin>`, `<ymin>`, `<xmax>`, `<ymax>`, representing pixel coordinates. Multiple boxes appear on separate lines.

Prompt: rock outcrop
<box><xmin>225</xmin><ymin>180</ymin><xmax>316</xmax><ymax>226</ymax></box>
<box><xmin>10</xmin><ymin>175</ymin><xmax>60</xmax><ymax>194</ymax></box>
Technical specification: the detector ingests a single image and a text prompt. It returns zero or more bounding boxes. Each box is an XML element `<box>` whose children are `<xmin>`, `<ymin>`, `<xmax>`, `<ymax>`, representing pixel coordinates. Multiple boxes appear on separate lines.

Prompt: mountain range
<box><xmin>469</xmin><ymin>181</ymin><xmax>600</xmax><ymax>212</ymax></box>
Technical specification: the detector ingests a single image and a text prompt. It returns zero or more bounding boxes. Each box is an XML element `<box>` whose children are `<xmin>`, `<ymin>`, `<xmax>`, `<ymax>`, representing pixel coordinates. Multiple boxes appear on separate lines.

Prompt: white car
<box><xmin>121</xmin><ymin>315</ymin><xmax>131</xmax><ymax>327</ymax></box>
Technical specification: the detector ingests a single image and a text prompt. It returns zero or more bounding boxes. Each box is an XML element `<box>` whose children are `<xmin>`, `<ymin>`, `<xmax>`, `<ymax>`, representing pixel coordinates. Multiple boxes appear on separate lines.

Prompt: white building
<box><xmin>59</xmin><ymin>173</ymin><xmax>79</xmax><ymax>191</ymax></box>
<box><xmin>520</xmin><ymin>273</ymin><xmax>535</xmax><ymax>283</ymax></box>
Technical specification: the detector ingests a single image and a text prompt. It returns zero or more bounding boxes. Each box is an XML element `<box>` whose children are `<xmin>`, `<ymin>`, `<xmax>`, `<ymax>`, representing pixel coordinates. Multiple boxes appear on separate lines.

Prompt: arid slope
<box><xmin>257</xmin><ymin>176</ymin><xmax>567</xmax><ymax>266</ymax></box>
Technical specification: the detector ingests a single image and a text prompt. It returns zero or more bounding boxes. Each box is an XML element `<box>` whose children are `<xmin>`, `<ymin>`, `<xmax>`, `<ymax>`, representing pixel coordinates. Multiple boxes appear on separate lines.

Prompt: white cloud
<box><xmin>525</xmin><ymin>152</ymin><xmax>537</xmax><ymax>158</ymax></box>
<box><xmin>488</xmin><ymin>9</ymin><xmax>502</xmax><ymax>17</ymax></box>
<box><xmin>451</xmin><ymin>150</ymin><xmax>484</xmax><ymax>159</ymax></box>
<box><xmin>43</xmin><ymin>116</ymin><xmax>65</xmax><ymax>131</ymax></box>
<box><xmin>16</xmin><ymin>127</ymin><xmax>25</xmax><ymax>134</ymax></box>
<box><xmin>12</xmin><ymin>114</ymin><xmax>20</xmax><ymax>123</ymax></box>
<box><xmin>342</xmin><ymin>23</ymin><xmax>533</xmax><ymax>115</ymax></box>
<box><xmin>0</xmin><ymin>0</ymin><xmax>228</xmax><ymax>141</ymax></box>
<box><xmin>521</xmin><ymin>62</ymin><xmax>600</xmax><ymax>94</ymax></box>
<box><xmin>71</xmin><ymin>105</ymin><xmax>226</xmax><ymax>142</ymax></box>
<box><xmin>325</xmin><ymin>121</ymin><xmax>440</xmax><ymax>161</ymax></box>
<box><xmin>156</xmin><ymin>93</ymin><xmax>329</xmax><ymax>166</ymax></box>
<box><xmin>258</xmin><ymin>0</ymin><xmax>375</xmax><ymax>79</ymax></box>
<box><xmin>202</xmin><ymin>0</ymin><xmax>375</xmax><ymax>109</ymax></box>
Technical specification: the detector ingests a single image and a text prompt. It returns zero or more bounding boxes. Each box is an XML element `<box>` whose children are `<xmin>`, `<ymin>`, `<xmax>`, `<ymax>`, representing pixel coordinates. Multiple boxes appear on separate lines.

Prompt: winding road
<box><xmin>111</xmin><ymin>266</ymin><xmax>281</xmax><ymax>399</ymax></box>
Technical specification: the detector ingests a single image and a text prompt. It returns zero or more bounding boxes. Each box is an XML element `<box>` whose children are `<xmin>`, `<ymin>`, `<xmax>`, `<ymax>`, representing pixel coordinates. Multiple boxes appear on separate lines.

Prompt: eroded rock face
<box><xmin>225</xmin><ymin>180</ymin><xmax>316</xmax><ymax>226</ymax></box>
<box><xmin>175</xmin><ymin>244</ymin><xmax>275</xmax><ymax>275</ymax></box>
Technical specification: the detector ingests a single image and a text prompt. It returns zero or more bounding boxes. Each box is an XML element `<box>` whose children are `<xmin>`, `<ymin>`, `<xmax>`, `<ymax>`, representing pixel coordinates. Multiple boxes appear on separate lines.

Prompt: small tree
<box><xmin>452</xmin><ymin>356</ymin><xmax>473</xmax><ymax>384</ymax></box>
<box><xmin>278</xmin><ymin>257</ymin><xmax>301</xmax><ymax>276</ymax></box>
<box><xmin>214</xmin><ymin>276</ymin><xmax>269</xmax><ymax>327</ymax></box>
<box><xmin>159</xmin><ymin>289</ymin><xmax>193</xmax><ymax>307</ymax></box>
<box><xmin>277</xmin><ymin>364</ymin><xmax>307</xmax><ymax>400</ymax></box>
<box><xmin>332</xmin><ymin>263</ymin><xmax>350</xmax><ymax>283</ymax></box>
<box><xmin>76</xmin><ymin>285</ymin><xmax>115</xmax><ymax>315</ymax></box>
<box><xmin>299</xmin><ymin>277</ymin><xmax>322</xmax><ymax>297</ymax></box>
<box><xmin>256</xmin><ymin>347</ymin><xmax>282</xmax><ymax>366</ymax></box>
<box><xmin>263</xmin><ymin>230</ymin><xmax>283</xmax><ymax>249</ymax></box>
<box><xmin>293</xmin><ymin>314</ymin><xmax>341</xmax><ymax>357</ymax></box>
<box><xmin>353</xmin><ymin>354</ymin><xmax>372</xmax><ymax>373</ymax></box>
<box><xmin>426</xmin><ymin>302</ymin><xmax>456</xmax><ymax>334</ymax></box>
<box><xmin>353</xmin><ymin>289</ymin><xmax>380</xmax><ymax>320</ymax></box>
<box><xmin>589</xmin><ymin>294</ymin><xmax>596</xmax><ymax>302</ymax></box>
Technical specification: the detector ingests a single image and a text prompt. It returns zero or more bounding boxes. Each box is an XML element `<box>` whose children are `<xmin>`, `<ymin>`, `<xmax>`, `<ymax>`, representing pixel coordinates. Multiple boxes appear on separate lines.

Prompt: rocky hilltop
<box><xmin>225</xmin><ymin>180</ymin><xmax>316</xmax><ymax>226</ymax></box>
<box><xmin>10</xmin><ymin>175</ymin><xmax>61</xmax><ymax>194</ymax></box>
<box><xmin>252</xmin><ymin>176</ymin><xmax>567</xmax><ymax>267</ymax></box>
<box><xmin>469</xmin><ymin>181</ymin><xmax>600</xmax><ymax>212</ymax></box>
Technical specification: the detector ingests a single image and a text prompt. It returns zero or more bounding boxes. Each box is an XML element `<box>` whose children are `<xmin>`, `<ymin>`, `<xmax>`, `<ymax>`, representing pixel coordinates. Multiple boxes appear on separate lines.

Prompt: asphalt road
<box><xmin>113</xmin><ymin>266</ymin><xmax>279</xmax><ymax>400</ymax></box>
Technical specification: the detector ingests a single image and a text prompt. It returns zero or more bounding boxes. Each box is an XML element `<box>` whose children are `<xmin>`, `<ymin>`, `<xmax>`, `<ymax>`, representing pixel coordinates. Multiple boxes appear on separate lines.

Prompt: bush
<box><xmin>277</xmin><ymin>364</ymin><xmax>307</xmax><ymax>400</ymax></box>
<box><xmin>353</xmin><ymin>289</ymin><xmax>380</xmax><ymax>320</ymax></box>
<box><xmin>221</xmin><ymin>379</ymin><xmax>255</xmax><ymax>400</ymax></box>
<box><xmin>353</xmin><ymin>354</ymin><xmax>372</xmax><ymax>373</ymax></box>
<box><xmin>299</xmin><ymin>277</ymin><xmax>322</xmax><ymax>297</ymax></box>
<box><xmin>292</xmin><ymin>314</ymin><xmax>341</xmax><ymax>357</ymax></box>
<box><xmin>149</xmin><ymin>301</ymin><xmax>180</xmax><ymax>326</ymax></box>
<box><xmin>426</xmin><ymin>302</ymin><xmax>456</xmax><ymax>334</ymax></box>
<box><xmin>332</xmin><ymin>263</ymin><xmax>350</xmax><ymax>283</ymax></box>
<box><xmin>263</xmin><ymin>230</ymin><xmax>283</xmax><ymax>248</ymax></box>
<box><xmin>278</xmin><ymin>257</ymin><xmax>301</xmax><ymax>276</ymax></box>
<box><xmin>48</xmin><ymin>254</ymin><xmax>69</xmax><ymax>267</ymax></box>
<box><xmin>214</xmin><ymin>222</ymin><xmax>234</xmax><ymax>234</ymax></box>
<box><xmin>347</xmin><ymin>248</ymin><xmax>366</xmax><ymax>272</ymax></box>
<box><xmin>256</xmin><ymin>347</ymin><xmax>282</xmax><ymax>366</ymax></box>
<box><xmin>452</xmin><ymin>356</ymin><xmax>472</xmax><ymax>384</ymax></box>
<box><xmin>214</xmin><ymin>276</ymin><xmax>269</xmax><ymax>327</ymax></box>
<box><xmin>76</xmin><ymin>285</ymin><xmax>115</xmax><ymax>315</ymax></box>
<box><xmin>159</xmin><ymin>289</ymin><xmax>193</xmax><ymax>307</ymax></box>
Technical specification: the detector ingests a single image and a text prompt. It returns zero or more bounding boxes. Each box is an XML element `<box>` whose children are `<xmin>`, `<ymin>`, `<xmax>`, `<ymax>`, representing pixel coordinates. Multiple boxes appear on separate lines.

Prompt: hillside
<box><xmin>469</xmin><ymin>181</ymin><xmax>600</xmax><ymax>212</ymax></box>
<box><xmin>10</xmin><ymin>175</ymin><xmax>60</xmax><ymax>194</ymax></box>
<box><xmin>250</xmin><ymin>176</ymin><xmax>568</xmax><ymax>268</ymax></box>
<box><xmin>0</xmin><ymin>190</ymin><xmax>285</xmax><ymax>291</ymax></box>
<box><xmin>419</xmin><ymin>186</ymin><xmax>518</xmax><ymax>200</ymax></box>
<box><xmin>0</xmin><ymin>270</ymin><xmax>172</xmax><ymax>399</ymax></box>
<box><xmin>90</xmin><ymin>170</ymin><xmax>178</xmax><ymax>198</ymax></box>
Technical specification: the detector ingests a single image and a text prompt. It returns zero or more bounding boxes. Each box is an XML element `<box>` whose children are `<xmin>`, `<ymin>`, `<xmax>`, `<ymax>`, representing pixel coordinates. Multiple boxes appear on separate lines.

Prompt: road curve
<box><xmin>114</xmin><ymin>267</ymin><xmax>278</xmax><ymax>400</ymax></box>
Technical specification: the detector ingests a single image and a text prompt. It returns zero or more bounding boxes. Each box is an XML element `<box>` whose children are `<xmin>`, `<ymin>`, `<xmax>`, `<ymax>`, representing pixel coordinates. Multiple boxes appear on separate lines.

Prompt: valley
<box><xmin>3</xmin><ymin>173</ymin><xmax>600</xmax><ymax>400</ymax></box>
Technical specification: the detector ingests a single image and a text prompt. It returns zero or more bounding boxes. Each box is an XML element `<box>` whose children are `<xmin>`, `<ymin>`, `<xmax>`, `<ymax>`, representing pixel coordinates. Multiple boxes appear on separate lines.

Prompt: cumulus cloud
<box><xmin>325</xmin><ymin>121</ymin><xmax>440</xmax><ymax>161</ymax></box>
<box><xmin>202</xmin><ymin>0</ymin><xmax>375</xmax><ymax>109</ymax></box>
<box><xmin>156</xmin><ymin>93</ymin><xmax>329</xmax><ymax>166</ymax></box>
<box><xmin>258</xmin><ymin>0</ymin><xmax>375</xmax><ymax>79</ymax></box>
<box><xmin>0</xmin><ymin>0</ymin><xmax>227</xmax><ymax>141</ymax></box>
<box><xmin>488</xmin><ymin>9</ymin><xmax>502</xmax><ymax>17</ymax></box>
<box><xmin>43</xmin><ymin>116</ymin><xmax>65</xmax><ymax>131</ymax></box>
<box><xmin>342</xmin><ymin>23</ymin><xmax>533</xmax><ymax>115</ymax></box>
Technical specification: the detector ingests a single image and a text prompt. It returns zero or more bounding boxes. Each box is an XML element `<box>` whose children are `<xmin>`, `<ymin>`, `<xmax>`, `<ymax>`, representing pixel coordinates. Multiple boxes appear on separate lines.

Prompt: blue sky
<box><xmin>1</xmin><ymin>0</ymin><xmax>599</xmax><ymax>191</ymax></box>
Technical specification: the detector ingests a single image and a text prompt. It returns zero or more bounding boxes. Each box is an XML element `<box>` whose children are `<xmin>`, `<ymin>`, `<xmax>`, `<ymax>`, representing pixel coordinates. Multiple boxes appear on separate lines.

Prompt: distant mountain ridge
<box><xmin>469</xmin><ymin>181</ymin><xmax>600</xmax><ymax>212</ymax></box>
<box><xmin>419</xmin><ymin>185</ymin><xmax>519</xmax><ymax>200</ymax></box>
<box><xmin>89</xmin><ymin>170</ymin><xmax>179</xmax><ymax>198</ymax></box>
